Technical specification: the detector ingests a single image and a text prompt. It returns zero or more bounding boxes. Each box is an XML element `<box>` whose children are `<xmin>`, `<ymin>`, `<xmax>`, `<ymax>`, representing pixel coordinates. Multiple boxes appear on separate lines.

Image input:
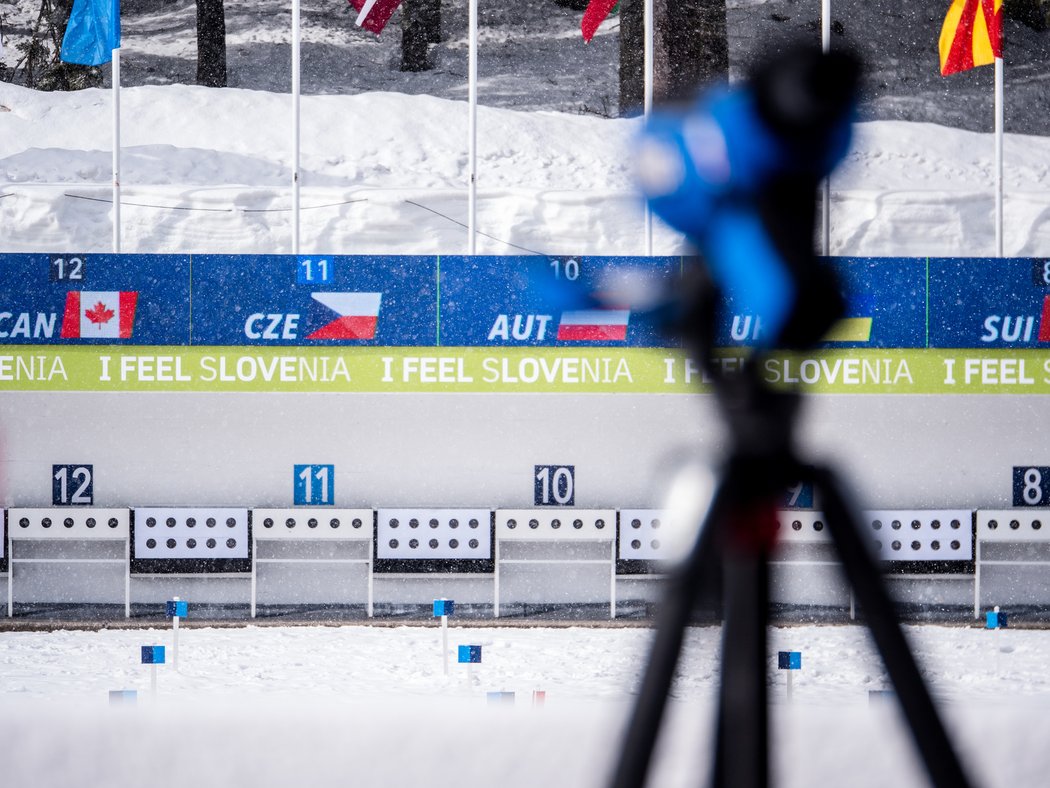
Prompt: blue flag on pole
<box><xmin>60</xmin><ymin>0</ymin><xmax>121</xmax><ymax>66</ymax></box>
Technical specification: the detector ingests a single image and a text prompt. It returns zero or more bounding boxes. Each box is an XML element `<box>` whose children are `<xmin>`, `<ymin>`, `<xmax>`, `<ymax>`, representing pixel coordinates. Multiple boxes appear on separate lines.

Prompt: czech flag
<box><xmin>60</xmin><ymin>291</ymin><xmax>137</xmax><ymax>339</ymax></box>
<box><xmin>939</xmin><ymin>0</ymin><xmax>1002</xmax><ymax>76</ymax></box>
<box><xmin>306</xmin><ymin>292</ymin><xmax>382</xmax><ymax>340</ymax></box>
<box><xmin>556</xmin><ymin>309</ymin><xmax>630</xmax><ymax>341</ymax></box>
<box><xmin>350</xmin><ymin>0</ymin><xmax>403</xmax><ymax>35</ymax></box>
<box><xmin>60</xmin><ymin>0</ymin><xmax>121</xmax><ymax>66</ymax></box>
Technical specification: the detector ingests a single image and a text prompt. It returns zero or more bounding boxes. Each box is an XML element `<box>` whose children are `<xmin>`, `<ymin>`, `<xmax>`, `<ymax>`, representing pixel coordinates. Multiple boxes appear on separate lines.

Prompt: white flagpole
<box><xmin>994</xmin><ymin>56</ymin><xmax>1003</xmax><ymax>257</ymax></box>
<box><xmin>292</xmin><ymin>0</ymin><xmax>302</xmax><ymax>255</ymax></box>
<box><xmin>467</xmin><ymin>0</ymin><xmax>478</xmax><ymax>254</ymax></box>
<box><xmin>112</xmin><ymin>48</ymin><xmax>121</xmax><ymax>253</ymax></box>
<box><xmin>820</xmin><ymin>0</ymin><xmax>831</xmax><ymax>256</ymax></box>
<box><xmin>643</xmin><ymin>0</ymin><xmax>653</xmax><ymax>255</ymax></box>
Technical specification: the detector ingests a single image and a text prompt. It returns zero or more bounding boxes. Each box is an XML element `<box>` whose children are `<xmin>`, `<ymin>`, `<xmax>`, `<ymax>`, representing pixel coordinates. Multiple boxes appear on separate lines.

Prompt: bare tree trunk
<box><xmin>196</xmin><ymin>0</ymin><xmax>227</xmax><ymax>87</ymax></box>
<box><xmin>401</xmin><ymin>0</ymin><xmax>441</xmax><ymax>71</ymax></box>
<box><xmin>620</xmin><ymin>0</ymin><xmax>728</xmax><ymax>115</ymax></box>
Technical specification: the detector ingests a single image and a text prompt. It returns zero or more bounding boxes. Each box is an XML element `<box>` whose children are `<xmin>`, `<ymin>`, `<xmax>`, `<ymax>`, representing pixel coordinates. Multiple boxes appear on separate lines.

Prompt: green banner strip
<box><xmin>3</xmin><ymin>346</ymin><xmax>1050</xmax><ymax>394</ymax></box>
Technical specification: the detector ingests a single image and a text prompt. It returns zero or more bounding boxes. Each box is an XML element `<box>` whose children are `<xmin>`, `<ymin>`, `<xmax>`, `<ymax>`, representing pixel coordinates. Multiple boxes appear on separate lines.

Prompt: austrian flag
<box><xmin>60</xmin><ymin>291</ymin><xmax>137</xmax><ymax>339</ymax></box>
<box><xmin>556</xmin><ymin>309</ymin><xmax>630</xmax><ymax>341</ymax></box>
<box><xmin>307</xmin><ymin>292</ymin><xmax>382</xmax><ymax>340</ymax></box>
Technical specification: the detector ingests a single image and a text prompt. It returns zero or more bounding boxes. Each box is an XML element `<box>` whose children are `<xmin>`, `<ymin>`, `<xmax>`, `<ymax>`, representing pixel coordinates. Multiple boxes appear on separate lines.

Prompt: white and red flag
<box><xmin>350</xmin><ymin>0</ymin><xmax>403</xmax><ymax>35</ymax></box>
<box><xmin>556</xmin><ymin>309</ymin><xmax>630</xmax><ymax>341</ymax></box>
<box><xmin>307</xmin><ymin>292</ymin><xmax>382</xmax><ymax>340</ymax></box>
<box><xmin>60</xmin><ymin>291</ymin><xmax>137</xmax><ymax>339</ymax></box>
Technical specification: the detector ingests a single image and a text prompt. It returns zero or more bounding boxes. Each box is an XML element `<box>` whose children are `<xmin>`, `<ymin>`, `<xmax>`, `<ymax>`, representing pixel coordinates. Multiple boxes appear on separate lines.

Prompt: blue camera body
<box><xmin>636</xmin><ymin>60</ymin><xmax>856</xmax><ymax>349</ymax></box>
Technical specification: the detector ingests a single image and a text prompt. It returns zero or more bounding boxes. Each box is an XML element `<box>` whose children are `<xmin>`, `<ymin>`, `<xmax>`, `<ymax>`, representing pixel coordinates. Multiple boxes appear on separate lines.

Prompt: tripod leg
<box><xmin>812</xmin><ymin>467</ymin><xmax>973</xmax><ymax>788</ymax></box>
<box><xmin>609</xmin><ymin>476</ymin><xmax>732</xmax><ymax>788</ymax></box>
<box><xmin>713</xmin><ymin>546</ymin><xmax>769</xmax><ymax>788</ymax></box>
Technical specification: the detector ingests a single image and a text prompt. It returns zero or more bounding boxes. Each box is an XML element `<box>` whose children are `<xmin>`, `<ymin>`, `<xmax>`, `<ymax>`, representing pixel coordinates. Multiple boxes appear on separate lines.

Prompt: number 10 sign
<box><xmin>294</xmin><ymin>464</ymin><xmax>334</xmax><ymax>506</ymax></box>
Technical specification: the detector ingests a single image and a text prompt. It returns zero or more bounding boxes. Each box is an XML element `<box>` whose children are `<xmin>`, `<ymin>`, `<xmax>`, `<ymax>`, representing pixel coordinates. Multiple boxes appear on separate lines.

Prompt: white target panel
<box><xmin>774</xmin><ymin>511</ymin><xmax>832</xmax><ymax>543</ymax></box>
<box><xmin>977</xmin><ymin>510</ymin><xmax>1050</xmax><ymax>542</ymax></box>
<box><xmin>375</xmin><ymin>508</ymin><xmax>493</xmax><ymax>573</ymax></box>
<box><xmin>496</xmin><ymin>509</ymin><xmax>615</xmax><ymax>541</ymax></box>
<box><xmin>8</xmin><ymin>508</ymin><xmax>130</xmax><ymax>539</ymax></box>
<box><xmin>863</xmin><ymin>509</ymin><xmax>973</xmax><ymax>567</ymax></box>
<box><xmin>253</xmin><ymin>508</ymin><xmax>374</xmax><ymax>540</ymax></box>
<box><xmin>616</xmin><ymin>508</ymin><xmax>673</xmax><ymax>575</ymax></box>
<box><xmin>131</xmin><ymin>507</ymin><xmax>251</xmax><ymax>574</ymax></box>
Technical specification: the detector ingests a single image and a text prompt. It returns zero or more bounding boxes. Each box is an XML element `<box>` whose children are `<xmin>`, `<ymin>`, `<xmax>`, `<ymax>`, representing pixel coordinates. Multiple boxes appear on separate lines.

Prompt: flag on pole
<box><xmin>350</xmin><ymin>0</ymin><xmax>403</xmax><ymax>35</ymax></box>
<box><xmin>581</xmin><ymin>0</ymin><xmax>619</xmax><ymax>42</ymax></box>
<box><xmin>60</xmin><ymin>0</ymin><xmax>121</xmax><ymax>66</ymax></box>
<box><xmin>939</xmin><ymin>0</ymin><xmax>1002</xmax><ymax>75</ymax></box>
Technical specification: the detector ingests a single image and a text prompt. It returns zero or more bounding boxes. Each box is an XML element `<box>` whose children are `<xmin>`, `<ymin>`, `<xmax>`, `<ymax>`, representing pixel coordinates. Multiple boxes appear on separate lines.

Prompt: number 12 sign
<box><xmin>294</xmin><ymin>464</ymin><xmax>334</xmax><ymax>506</ymax></box>
<box><xmin>53</xmin><ymin>464</ymin><xmax>93</xmax><ymax>506</ymax></box>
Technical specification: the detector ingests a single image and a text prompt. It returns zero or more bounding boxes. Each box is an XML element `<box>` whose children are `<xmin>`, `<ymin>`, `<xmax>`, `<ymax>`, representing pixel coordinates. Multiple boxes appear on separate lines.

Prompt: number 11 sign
<box><xmin>294</xmin><ymin>464</ymin><xmax>335</xmax><ymax>506</ymax></box>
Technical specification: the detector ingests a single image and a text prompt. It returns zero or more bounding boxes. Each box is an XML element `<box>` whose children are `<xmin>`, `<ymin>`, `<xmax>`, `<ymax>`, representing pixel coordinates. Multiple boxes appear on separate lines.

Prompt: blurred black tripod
<box><xmin>608</xmin><ymin>345</ymin><xmax>973</xmax><ymax>788</ymax></box>
<box><xmin>609</xmin><ymin>43</ymin><xmax>972</xmax><ymax>788</ymax></box>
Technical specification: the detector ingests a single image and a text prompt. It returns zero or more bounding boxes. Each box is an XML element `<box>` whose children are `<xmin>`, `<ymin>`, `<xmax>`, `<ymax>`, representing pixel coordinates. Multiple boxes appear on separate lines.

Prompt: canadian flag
<box><xmin>60</xmin><ymin>291</ymin><xmax>138</xmax><ymax>339</ymax></box>
<box><xmin>556</xmin><ymin>309</ymin><xmax>630</xmax><ymax>341</ymax></box>
<box><xmin>307</xmin><ymin>292</ymin><xmax>382</xmax><ymax>340</ymax></box>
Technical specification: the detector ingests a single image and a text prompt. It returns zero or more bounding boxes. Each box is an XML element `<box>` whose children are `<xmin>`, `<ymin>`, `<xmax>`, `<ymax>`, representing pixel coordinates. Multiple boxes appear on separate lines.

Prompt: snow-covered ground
<box><xmin>0</xmin><ymin>621</ymin><xmax>1048</xmax><ymax>786</ymax></box>
<box><xmin>2</xmin><ymin>82</ymin><xmax>1049</xmax><ymax>256</ymax></box>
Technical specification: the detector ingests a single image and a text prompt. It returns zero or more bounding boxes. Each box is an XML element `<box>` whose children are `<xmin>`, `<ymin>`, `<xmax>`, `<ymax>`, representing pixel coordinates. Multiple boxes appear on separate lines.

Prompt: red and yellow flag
<box><xmin>939</xmin><ymin>0</ymin><xmax>1002</xmax><ymax>75</ymax></box>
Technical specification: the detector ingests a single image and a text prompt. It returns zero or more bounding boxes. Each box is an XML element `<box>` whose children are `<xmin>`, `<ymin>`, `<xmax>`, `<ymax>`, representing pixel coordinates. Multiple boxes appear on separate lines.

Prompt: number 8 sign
<box><xmin>1013</xmin><ymin>466</ymin><xmax>1050</xmax><ymax>507</ymax></box>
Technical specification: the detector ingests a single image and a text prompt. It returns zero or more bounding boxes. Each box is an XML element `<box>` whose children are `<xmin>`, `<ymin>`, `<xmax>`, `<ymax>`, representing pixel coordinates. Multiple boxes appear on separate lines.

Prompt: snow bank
<box><xmin>3</xmin><ymin>84</ymin><xmax>1048</xmax><ymax>256</ymax></box>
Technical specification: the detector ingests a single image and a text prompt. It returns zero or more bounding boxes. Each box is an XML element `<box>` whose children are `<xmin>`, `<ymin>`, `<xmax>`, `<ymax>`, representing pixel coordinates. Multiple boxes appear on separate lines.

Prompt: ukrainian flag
<box><xmin>823</xmin><ymin>293</ymin><xmax>873</xmax><ymax>342</ymax></box>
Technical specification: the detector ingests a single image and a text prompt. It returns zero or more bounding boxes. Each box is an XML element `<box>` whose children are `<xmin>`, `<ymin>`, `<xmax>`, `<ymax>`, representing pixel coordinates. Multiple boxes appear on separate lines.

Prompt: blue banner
<box><xmin>0</xmin><ymin>254</ymin><xmax>1048</xmax><ymax>350</ymax></box>
<box><xmin>0</xmin><ymin>253</ymin><xmax>189</xmax><ymax>344</ymax></box>
<box><xmin>438</xmin><ymin>256</ymin><xmax>681</xmax><ymax>347</ymax></box>
<box><xmin>190</xmin><ymin>255</ymin><xmax>437</xmax><ymax>346</ymax></box>
<box><xmin>715</xmin><ymin>257</ymin><xmax>926</xmax><ymax>348</ymax></box>
<box><xmin>929</xmin><ymin>258</ymin><xmax>1050</xmax><ymax>348</ymax></box>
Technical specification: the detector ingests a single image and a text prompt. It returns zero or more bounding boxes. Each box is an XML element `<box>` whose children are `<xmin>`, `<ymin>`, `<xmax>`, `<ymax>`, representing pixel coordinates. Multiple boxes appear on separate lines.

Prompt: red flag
<box><xmin>350</xmin><ymin>0</ymin><xmax>403</xmax><ymax>35</ymax></box>
<box><xmin>581</xmin><ymin>0</ymin><xmax>618</xmax><ymax>42</ymax></box>
<box><xmin>939</xmin><ymin>0</ymin><xmax>1002</xmax><ymax>76</ymax></box>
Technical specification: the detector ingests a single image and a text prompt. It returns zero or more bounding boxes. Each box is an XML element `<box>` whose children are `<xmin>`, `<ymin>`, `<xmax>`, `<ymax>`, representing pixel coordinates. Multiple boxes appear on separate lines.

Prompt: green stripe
<box><xmin>2</xmin><ymin>346</ymin><xmax>1050</xmax><ymax>394</ymax></box>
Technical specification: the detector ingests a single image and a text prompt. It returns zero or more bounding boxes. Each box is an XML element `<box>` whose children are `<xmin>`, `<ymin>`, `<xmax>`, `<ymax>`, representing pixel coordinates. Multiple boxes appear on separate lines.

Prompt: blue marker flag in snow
<box><xmin>109</xmin><ymin>689</ymin><xmax>137</xmax><ymax>705</ymax></box>
<box><xmin>60</xmin><ymin>0</ymin><xmax>121</xmax><ymax>66</ymax></box>
<box><xmin>986</xmin><ymin>610</ymin><xmax>1008</xmax><ymax>629</ymax></box>
<box><xmin>141</xmin><ymin>645</ymin><xmax>165</xmax><ymax>664</ymax></box>
<box><xmin>166</xmin><ymin>600</ymin><xmax>188</xmax><ymax>618</ymax></box>
<box><xmin>777</xmin><ymin>651</ymin><xmax>802</xmax><ymax>670</ymax></box>
<box><xmin>433</xmin><ymin>599</ymin><xmax>454</xmax><ymax>617</ymax></box>
<box><xmin>458</xmin><ymin>645</ymin><xmax>482</xmax><ymax>664</ymax></box>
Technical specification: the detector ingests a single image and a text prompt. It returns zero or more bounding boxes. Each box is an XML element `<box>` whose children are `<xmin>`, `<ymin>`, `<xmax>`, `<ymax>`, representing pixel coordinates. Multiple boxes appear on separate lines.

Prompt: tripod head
<box><xmin>635</xmin><ymin>44</ymin><xmax>861</xmax><ymax>460</ymax></box>
<box><xmin>636</xmin><ymin>45</ymin><xmax>859</xmax><ymax>353</ymax></box>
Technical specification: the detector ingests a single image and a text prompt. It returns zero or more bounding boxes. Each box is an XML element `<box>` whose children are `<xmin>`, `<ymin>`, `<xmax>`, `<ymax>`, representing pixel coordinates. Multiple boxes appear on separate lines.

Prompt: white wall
<box><xmin>0</xmin><ymin>391</ymin><xmax>1044</xmax><ymax>510</ymax></box>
